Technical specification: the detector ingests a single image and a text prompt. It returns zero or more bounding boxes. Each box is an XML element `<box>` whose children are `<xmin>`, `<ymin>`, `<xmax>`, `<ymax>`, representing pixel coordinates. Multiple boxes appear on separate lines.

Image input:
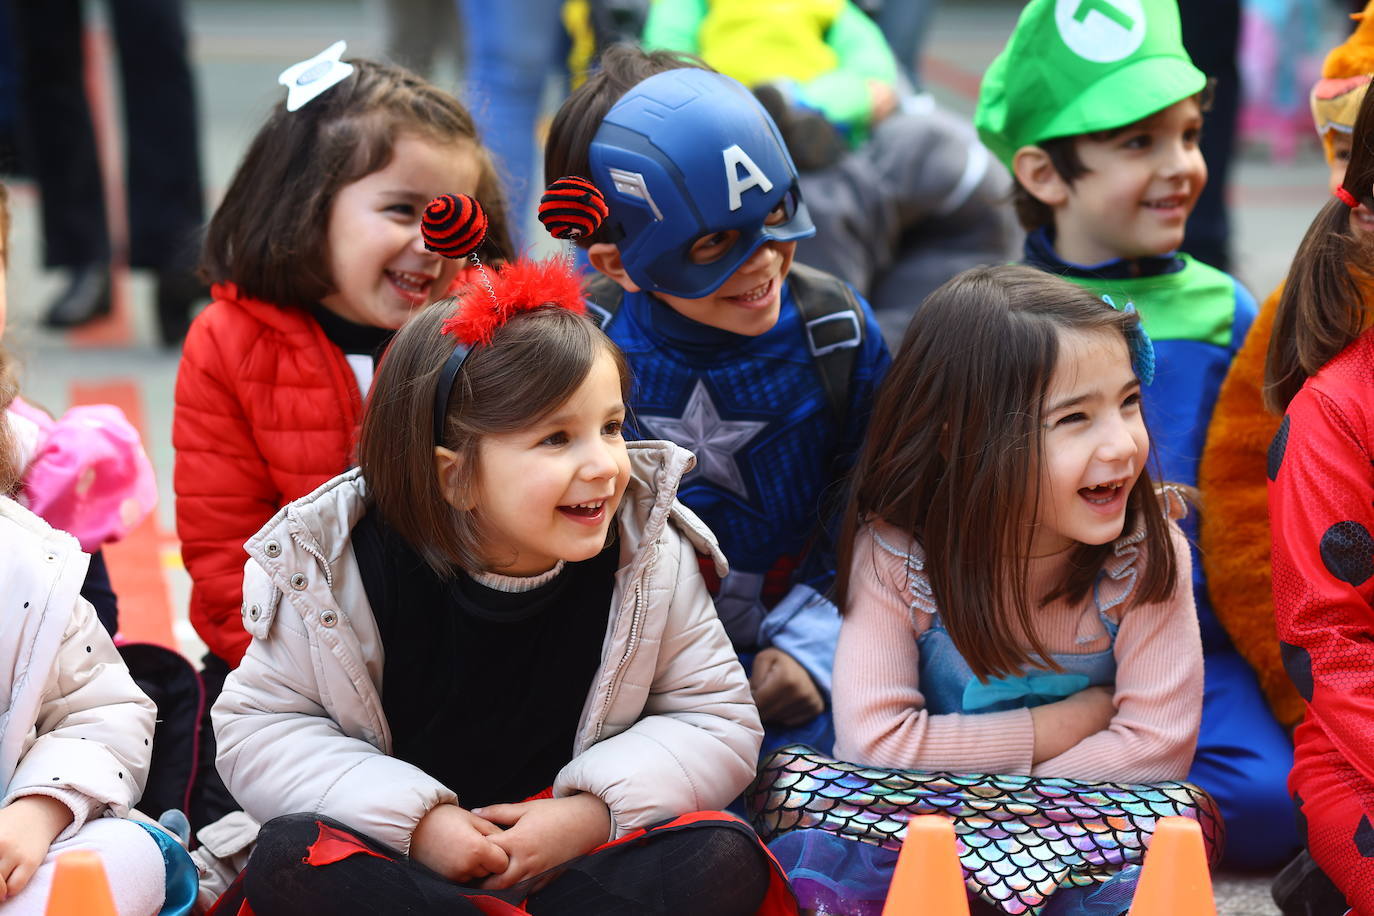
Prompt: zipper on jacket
<box><xmin>289</xmin><ymin>527</ymin><xmax>334</xmax><ymax>589</ymax></box>
<box><xmin>593</xmin><ymin>563</ymin><xmax>650</xmax><ymax>741</ymax></box>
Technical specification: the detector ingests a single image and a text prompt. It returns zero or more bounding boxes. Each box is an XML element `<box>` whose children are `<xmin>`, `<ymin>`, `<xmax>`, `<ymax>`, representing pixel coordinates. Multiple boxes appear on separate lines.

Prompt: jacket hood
<box><xmin>209</xmin><ymin>282</ymin><xmax>320</xmax><ymax>337</ymax></box>
<box><xmin>246</xmin><ymin>439</ymin><xmax>728</xmax><ymax>580</ymax></box>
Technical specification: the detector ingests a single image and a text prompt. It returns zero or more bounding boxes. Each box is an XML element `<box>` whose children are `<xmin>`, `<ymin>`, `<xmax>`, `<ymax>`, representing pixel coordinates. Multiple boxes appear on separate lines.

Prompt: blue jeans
<box><xmin>457</xmin><ymin>0</ymin><xmax>566</xmax><ymax>248</ymax></box>
<box><xmin>1189</xmin><ymin>648</ymin><xmax>1300</xmax><ymax>869</ymax></box>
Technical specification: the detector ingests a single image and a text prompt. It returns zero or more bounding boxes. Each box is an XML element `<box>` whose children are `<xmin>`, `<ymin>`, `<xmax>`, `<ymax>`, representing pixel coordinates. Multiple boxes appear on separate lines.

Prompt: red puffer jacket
<box><xmin>173</xmin><ymin>284</ymin><xmax>363</xmax><ymax>666</ymax></box>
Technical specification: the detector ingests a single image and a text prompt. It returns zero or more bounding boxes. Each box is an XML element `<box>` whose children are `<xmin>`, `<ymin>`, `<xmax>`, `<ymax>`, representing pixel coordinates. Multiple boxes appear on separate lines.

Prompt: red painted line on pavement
<box><xmin>68</xmin><ymin>25</ymin><xmax>133</xmax><ymax>349</ymax></box>
<box><xmin>70</xmin><ymin>380</ymin><xmax>175</xmax><ymax>648</ymax></box>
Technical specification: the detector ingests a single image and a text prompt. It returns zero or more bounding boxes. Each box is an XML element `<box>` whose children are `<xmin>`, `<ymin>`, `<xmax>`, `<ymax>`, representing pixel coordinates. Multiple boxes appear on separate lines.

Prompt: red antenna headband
<box><xmin>424</xmin><ymin>183</ymin><xmax>608</xmax><ymax>445</ymax></box>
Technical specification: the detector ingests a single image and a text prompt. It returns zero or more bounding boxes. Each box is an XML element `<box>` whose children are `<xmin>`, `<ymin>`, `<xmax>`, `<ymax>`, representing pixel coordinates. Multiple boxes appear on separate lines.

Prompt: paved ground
<box><xmin>7</xmin><ymin>1</ymin><xmax>1329</xmax><ymax>910</ymax></box>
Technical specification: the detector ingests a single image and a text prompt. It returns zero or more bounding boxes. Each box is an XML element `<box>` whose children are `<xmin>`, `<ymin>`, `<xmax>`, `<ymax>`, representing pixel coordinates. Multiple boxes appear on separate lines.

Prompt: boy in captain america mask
<box><xmin>544</xmin><ymin>46</ymin><xmax>890</xmax><ymax>751</ymax></box>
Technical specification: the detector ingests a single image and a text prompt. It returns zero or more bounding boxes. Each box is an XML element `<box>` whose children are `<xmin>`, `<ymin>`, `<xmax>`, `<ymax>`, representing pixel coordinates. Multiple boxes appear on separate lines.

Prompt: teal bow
<box><xmin>961</xmin><ymin>671</ymin><xmax>1092</xmax><ymax>712</ymax></box>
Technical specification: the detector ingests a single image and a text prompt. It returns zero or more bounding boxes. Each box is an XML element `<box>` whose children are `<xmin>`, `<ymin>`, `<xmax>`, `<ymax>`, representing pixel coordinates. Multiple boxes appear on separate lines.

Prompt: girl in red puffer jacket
<box><xmin>172</xmin><ymin>42</ymin><xmax>512</xmax><ymax>829</ymax></box>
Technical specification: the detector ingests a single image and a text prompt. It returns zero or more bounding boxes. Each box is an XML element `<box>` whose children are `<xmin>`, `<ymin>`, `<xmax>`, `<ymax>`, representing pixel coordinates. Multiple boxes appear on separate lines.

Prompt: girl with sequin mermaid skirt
<box><xmin>752</xmin><ymin>265</ymin><xmax>1217</xmax><ymax>915</ymax></box>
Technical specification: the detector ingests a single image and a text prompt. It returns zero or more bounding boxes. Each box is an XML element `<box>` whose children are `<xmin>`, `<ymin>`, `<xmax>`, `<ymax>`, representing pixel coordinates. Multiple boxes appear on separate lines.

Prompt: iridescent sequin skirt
<box><xmin>747</xmin><ymin>745</ymin><xmax>1223</xmax><ymax>915</ymax></box>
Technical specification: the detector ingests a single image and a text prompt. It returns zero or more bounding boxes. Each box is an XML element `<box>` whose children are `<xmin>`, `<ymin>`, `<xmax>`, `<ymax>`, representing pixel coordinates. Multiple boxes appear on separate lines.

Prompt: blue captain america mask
<box><xmin>588</xmin><ymin>68</ymin><xmax>816</xmax><ymax>299</ymax></box>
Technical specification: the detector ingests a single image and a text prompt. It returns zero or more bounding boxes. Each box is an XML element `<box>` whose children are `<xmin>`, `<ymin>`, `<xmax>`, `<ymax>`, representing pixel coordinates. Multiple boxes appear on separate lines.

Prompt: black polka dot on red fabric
<box><xmin>1320</xmin><ymin>521</ymin><xmax>1374</xmax><ymax>585</ymax></box>
<box><xmin>1281</xmin><ymin>642</ymin><xmax>1315</xmax><ymax>702</ymax></box>
<box><xmin>1356</xmin><ymin>816</ymin><xmax>1374</xmax><ymax>857</ymax></box>
<box><xmin>1268</xmin><ymin>415</ymin><xmax>1290</xmax><ymax>481</ymax></box>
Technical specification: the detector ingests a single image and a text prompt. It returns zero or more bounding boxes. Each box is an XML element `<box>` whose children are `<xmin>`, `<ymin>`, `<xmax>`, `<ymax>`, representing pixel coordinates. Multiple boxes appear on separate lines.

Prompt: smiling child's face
<box><xmin>320</xmin><ymin>133</ymin><xmax>479</xmax><ymax>330</ymax></box>
<box><xmin>1052</xmin><ymin>98</ymin><xmax>1207</xmax><ymax>265</ymax></box>
<box><xmin>469</xmin><ymin>347</ymin><xmax>631</xmax><ymax>576</ymax></box>
<box><xmin>1029</xmin><ymin>329</ymin><xmax>1149</xmax><ymax>557</ymax></box>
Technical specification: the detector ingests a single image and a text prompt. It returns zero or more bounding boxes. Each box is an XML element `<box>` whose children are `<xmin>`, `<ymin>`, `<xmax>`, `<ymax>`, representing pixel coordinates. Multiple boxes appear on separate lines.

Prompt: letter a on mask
<box><xmin>723</xmin><ymin>144</ymin><xmax>774</xmax><ymax>211</ymax></box>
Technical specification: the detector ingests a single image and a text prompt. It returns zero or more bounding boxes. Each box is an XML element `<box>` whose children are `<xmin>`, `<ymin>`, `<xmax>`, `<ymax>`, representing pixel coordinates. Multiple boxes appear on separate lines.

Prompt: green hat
<box><xmin>974</xmin><ymin>0</ymin><xmax>1207</xmax><ymax>169</ymax></box>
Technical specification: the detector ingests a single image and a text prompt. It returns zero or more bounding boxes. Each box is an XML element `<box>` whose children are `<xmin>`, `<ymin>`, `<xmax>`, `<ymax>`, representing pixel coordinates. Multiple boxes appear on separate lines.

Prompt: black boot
<box><xmin>42</xmin><ymin>264</ymin><xmax>111</xmax><ymax>328</ymax></box>
<box><xmin>1272</xmin><ymin>849</ymin><xmax>1350</xmax><ymax>915</ymax></box>
<box><xmin>155</xmin><ymin>267</ymin><xmax>206</xmax><ymax>346</ymax></box>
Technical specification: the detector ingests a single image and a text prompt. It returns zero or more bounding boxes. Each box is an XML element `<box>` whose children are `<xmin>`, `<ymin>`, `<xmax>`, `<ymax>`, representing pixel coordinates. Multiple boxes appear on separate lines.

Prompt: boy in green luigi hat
<box><xmin>975</xmin><ymin>0</ymin><xmax>1296</xmax><ymax>872</ymax></box>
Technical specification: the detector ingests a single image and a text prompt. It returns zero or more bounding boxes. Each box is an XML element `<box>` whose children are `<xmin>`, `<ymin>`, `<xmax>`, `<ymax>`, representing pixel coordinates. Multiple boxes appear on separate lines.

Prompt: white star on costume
<box><xmin>278</xmin><ymin>41</ymin><xmax>354</xmax><ymax>112</ymax></box>
<box><xmin>640</xmin><ymin>381</ymin><xmax>767</xmax><ymax>499</ymax></box>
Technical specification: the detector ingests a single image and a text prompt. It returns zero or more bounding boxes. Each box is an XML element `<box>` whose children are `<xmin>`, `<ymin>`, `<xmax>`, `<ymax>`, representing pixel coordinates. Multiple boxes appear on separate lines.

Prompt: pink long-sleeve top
<box><xmin>833</xmin><ymin>515</ymin><xmax>1202</xmax><ymax>784</ymax></box>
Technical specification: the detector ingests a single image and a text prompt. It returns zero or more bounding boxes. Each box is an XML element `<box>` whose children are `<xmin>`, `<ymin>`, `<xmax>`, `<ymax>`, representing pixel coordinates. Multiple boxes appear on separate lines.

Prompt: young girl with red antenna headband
<box><xmin>205</xmin><ymin>193</ymin><xmax>794</xmax><ymax>915</ymax></box>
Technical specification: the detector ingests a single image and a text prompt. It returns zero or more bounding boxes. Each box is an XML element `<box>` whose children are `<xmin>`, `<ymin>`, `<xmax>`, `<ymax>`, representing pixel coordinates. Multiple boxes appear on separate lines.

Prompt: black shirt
<box><xmin>352</xmin><ymin>509</ymin><xmax>616</xmax><ymax>808</ymax></box>
<box><xmin>310</xmin><ymin>305</ymin><xmax>394</xmax><ymax>363</ymax></box>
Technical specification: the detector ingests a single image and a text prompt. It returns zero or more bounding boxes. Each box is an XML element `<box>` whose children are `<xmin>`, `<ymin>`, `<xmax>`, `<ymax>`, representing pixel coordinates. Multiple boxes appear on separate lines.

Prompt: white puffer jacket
<box><xmin>0</xmin><ymin>497</ymin><xmax>155</xmax><ymax>838</ymax></box>
<box><xmin>214</xmin><ymin>441</ymin><xmax>762</xmax><ymax>855</ymax></box>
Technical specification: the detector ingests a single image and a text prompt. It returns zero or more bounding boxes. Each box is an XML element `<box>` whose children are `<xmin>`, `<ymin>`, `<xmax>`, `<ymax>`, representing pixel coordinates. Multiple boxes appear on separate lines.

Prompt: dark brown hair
<box><xmin>358</xmin><ymin>302</ymin><xmax>631</xmax><ymax>574</ymax></box>
<box><xmin>202</xmin><ymin>57</ymin><xmax>513</xmax><ymax>309</ymax></box>
<box><xmin>836</xmin><ymin>265</ymin><xmax>1179</xmax><ymax>680</ymax></box>
<box><xmin>1265</xmin><ymin>82</ymin><xmax>1374</xmax><ymax>412</ymax></box>
<box><xmin>1012</xmin><ymin>89</ymin><xmax>1212</xmax><ymax>232</ymax></box>
<box><xmin>1011</xmin><ymin>135</ymin><xmax>1095</xmax><ymax>232</ymax></box>
<box><xmin>544</xmin><ymin>44</ymin><xmax>702</xmax><ymax>247</ymax></box>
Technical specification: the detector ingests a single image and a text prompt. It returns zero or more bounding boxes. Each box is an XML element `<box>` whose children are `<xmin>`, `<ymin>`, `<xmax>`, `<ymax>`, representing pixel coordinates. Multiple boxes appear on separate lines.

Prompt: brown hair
<box><xmin>836</xmin><ymin>265</ymin><xmax>1179</xmax><ymax>680</ymax></box>
<box><xmin>544</xmin><ymin>44</ymin><xmax>702</xmax><ymax>247</ymax></box>
<box><xmin>202</xmin><ymin>57</ymin><xmax>513</xmax><ymax>309</ymax></box>
<box><xmin>358</xmin><ymin>301</ymin><xmax>631</xmax><ymax>574</ymax></box>
<box><xmin>0</xmin><ymin>182</ymin><xmax>10</xmax><ymax>266</ymax></box>
<box><xmin>1265</xmin><ymin>83</ymin><xmax>1374</xmax><ymax>412</ymax></box>
<box><xmin>1012</xmin><ymin>90</ymin><xmax>1212</xmax><ymax>232</ymax></box>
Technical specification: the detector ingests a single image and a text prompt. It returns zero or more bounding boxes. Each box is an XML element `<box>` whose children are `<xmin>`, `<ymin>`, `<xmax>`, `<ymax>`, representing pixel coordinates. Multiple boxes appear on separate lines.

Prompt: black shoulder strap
<box><xmin>583</xmin><ymin>263</ymin><xmax>863</xmax><ymax>423</ymax></box>
<box><xmin>786</xmin><ymin>262</ymin><xmax>864</xmax><ymax>424</ymax></box>
<box><xmin>582</xmin><ymin>272</ymin><xmax>625</xmax><ymax>329</ymax></box>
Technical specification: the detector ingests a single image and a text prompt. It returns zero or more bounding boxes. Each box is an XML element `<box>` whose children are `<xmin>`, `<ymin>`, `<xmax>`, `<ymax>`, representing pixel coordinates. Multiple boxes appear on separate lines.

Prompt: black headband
<box><xmin>432</xmin><ymin>342</ymin><xmax>473</xmax><ymax>446</ymax></box>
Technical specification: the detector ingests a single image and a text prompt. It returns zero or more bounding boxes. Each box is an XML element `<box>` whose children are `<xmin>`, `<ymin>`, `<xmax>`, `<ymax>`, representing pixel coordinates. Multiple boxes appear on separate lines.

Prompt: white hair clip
<box><xmin>278</xmin><ymin>41</ymin><xmax>354</xmax><ymax>112</ymax></box>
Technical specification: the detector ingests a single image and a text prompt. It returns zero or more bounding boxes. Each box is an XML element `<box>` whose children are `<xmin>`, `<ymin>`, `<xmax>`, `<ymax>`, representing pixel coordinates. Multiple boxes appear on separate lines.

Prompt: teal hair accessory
<box><xmin>1102</xmin><ymin>295</ymin><xmax>1156</xmax><ymax>386</ymax></box>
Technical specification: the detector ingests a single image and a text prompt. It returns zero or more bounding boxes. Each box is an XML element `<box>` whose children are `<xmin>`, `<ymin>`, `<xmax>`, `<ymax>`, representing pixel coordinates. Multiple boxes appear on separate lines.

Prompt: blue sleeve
<box><xmin>758</xmin><ymin>584</ymin><xmax>840</xmax><ymax>696</ymax></box>
<box><xmin>1230</xmin><ymin>277</ymin><xmax>1258</xmax><ymax>355</ymax></box>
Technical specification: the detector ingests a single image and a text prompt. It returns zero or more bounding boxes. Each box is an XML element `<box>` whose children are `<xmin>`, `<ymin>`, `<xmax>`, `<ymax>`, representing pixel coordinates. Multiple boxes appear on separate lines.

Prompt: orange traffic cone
<box><xmin>1127</xmin><ymin>816</ymin><xmax>1216</xmax><ymax>915</ymax></box>
<box><xmin>882</xmin><ymin>814</ymin><xmax>970</xmax><ymax>915</ymax></box>
<box><xmin>44</xmin><ymin>849</ymin><xmax>117</xmax><ymax>916</ymax></box>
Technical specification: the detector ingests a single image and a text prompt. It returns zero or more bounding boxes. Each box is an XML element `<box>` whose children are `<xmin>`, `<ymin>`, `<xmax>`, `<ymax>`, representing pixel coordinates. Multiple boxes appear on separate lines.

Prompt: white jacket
<box><xmin>0</xmin><ymin>497</ymin><xmax>155</xmax><ymax>838</ymax></box>
<box><xmin>214</xmin><ymin>441</ymin><xmax>762</xmax><ymax>854</ymax></box>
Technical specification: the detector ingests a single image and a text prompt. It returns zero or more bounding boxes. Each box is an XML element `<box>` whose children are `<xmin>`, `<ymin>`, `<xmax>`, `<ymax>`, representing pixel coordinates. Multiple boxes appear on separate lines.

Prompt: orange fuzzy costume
<box><xmin>1199</xmin><ymin>5</ymin><xmax>1374</xmax><ymax>729</ymax></box>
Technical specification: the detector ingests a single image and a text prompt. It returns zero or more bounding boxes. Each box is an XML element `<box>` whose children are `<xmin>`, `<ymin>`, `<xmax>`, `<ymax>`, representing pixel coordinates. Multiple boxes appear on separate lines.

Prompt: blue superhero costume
<box><xmin>582</xmin><ymin>67</ymin><xmax>893</xmax><ymax>752</ymax></box>
<box><xmin>600</xmin><ymin>266</ymin><xmax>888</xmax><ymax>699</ymax></box>
<box><xmin>1023</xmin><ymin>227</ymin><xmax>1297</xmax><ymax>869</ymax></box>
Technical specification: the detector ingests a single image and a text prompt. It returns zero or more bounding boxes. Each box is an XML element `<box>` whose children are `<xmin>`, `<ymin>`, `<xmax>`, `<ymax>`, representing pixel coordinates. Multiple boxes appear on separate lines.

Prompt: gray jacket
<box><xmin>213</xmin><ymin>441</ymin><xmax>762</xmax><ymax>854</ymax></box>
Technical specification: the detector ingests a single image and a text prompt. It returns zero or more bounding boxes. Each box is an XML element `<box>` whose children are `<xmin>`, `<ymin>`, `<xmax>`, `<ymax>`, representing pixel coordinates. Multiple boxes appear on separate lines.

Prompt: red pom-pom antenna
<box><xmin>423</xmin><ymin>193</ymin><xmax>487</xmax><ymax>259</ymax></box>
<box><xmin>539</xmin><ymin>176</ymin><xmax>608</xmax><ymax>240</ymax></box>
<box><xmin>441</xmin><ymin>258</ymin><xmax>588</xmax><ymax>347</ymax></box>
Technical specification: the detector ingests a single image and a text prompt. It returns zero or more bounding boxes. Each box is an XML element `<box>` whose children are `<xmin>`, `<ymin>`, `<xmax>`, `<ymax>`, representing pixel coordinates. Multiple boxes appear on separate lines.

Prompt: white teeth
<box><xmin>388</xmin><ymin>270</ymin><xmax>432</xmax><ymax>291</ymax></box>
<box><xmin>570</xmin><ymin>501</ymin><xmax>604</xmax><ymax>510</ymax></box>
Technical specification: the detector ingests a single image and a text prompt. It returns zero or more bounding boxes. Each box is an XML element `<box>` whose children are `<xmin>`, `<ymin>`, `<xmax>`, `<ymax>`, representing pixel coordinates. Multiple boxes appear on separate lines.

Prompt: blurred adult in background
<box><xmin>871</xmin><ymin>0</ymin><xmax>939</xmax><ymax>91</ymax></box>
<box><xmin>1179</xmin><ymin>0</ymin><xmax>1241</xmax><ymax>272</ymax></box>
<box><xmin>384</xmin><ymin>0</ymin><xmax>464</xmax><ymax>79</ymax></box>
<box><xmin>456</xmin><ymin>0</ymin><xmax>565</xmax><ymax>248</ymax></box>
<box><xmin>14</xmin><ymin>0</ymin><xmax>205</xmax><ymax>345</ymax></box>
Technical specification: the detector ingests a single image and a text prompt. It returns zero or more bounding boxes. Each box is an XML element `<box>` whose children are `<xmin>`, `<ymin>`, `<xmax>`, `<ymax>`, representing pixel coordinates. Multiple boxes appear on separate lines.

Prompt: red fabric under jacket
<box><xmin>174</xmin><ymin>283</ymin><xmax>364</xmax><ymax>666</ymax></box>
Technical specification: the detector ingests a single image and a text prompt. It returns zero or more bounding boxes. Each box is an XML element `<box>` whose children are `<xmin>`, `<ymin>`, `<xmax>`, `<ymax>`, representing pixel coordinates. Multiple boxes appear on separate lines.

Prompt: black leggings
<box><xmin>218</xmin><ymin>812</ymin><xmax>774</xmax><ymax>916</ymax></box>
